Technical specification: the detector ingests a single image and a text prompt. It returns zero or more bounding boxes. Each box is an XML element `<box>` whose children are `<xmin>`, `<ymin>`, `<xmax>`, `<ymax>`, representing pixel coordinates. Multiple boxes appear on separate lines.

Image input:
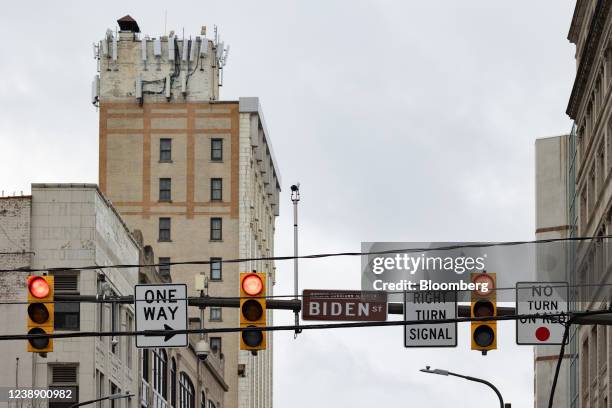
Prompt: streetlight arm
<box><xmin>447</xmin><ymin>372</ymin><xmax>504</xmax><ymax>408</ymax></box>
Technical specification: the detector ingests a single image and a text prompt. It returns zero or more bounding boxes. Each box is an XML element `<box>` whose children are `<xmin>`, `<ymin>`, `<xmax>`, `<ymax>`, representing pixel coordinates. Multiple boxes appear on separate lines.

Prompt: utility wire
<box><xmin>0</xmin><ymin>234</ymin><xmax>609</xmax><ymax>273</ymax></box>
<box><xmin>6</xmin><ymin>310</ymin><xmax>609</xmax><ymax>342</ymax></box>
<box><xmin>0</xmin><ymin>281</ymin><xmax>605</xmax><ymax>305</ymax></box>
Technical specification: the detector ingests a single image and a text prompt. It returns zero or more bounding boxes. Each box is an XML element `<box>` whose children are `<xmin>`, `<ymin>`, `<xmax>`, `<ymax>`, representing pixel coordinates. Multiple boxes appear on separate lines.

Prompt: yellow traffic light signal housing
<box><xmin>239</xmin><ymin>272</ymin><xmax>266</xmax><ymax>351</ymax></box>
<box><xmin>471</xmin><ymin>272</ymin><xmax>496</xmax><ymax>353</ymax></box>
<box><xmin>27</xmin><ymin>275</ymin><xmax>54</xmax><ymax>353</ymax></box>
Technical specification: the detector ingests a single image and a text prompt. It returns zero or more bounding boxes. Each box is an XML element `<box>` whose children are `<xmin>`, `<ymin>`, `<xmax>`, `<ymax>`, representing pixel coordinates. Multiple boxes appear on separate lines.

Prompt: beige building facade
<box><xmin>0</xmin><ymin>184</ymin><xmax>228</xmax><ymax>408</ymax></box>
<box><xmin>136</xmin><ymin>236</ymin><xmax>228</xmax><ymax>408</ymax></box>
<box><xmin>95</xmin><ymin>17</ymin><xmax>280</xmax><ymax>408</ymax></box>
<box><xmin>0</xmin><ymin>184</ymin><xmax>140</xmax><ymax>408</ymax></box>
<box><xmin>555</xmin><ymin>1</ymin><xmax>612</xmax><ymax>406</ymax></box>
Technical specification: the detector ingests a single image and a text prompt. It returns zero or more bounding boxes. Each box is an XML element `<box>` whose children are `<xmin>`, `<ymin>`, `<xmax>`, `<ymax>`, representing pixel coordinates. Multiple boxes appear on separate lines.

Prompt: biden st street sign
<box><xmin>302</xmin><ymin>290</ymin><xmax>387</xmax><ymax>321</ymax></box>
<box><xmin>516</xmin><ymin>282</ymin><xmax>568</xmax><ymax>345</ymax></box>
<box><xmin>135</xmin><ymin>284</ymin><xmax>188</xmax><ymax>348</ymax></box>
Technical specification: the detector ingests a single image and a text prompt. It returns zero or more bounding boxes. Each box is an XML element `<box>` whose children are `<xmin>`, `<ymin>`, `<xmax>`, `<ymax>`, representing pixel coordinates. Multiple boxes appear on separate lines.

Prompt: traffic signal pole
<box><xmin>53</xmin><ymin>294</ymin><xmax>612</xmax><ymax>325</ymax></box>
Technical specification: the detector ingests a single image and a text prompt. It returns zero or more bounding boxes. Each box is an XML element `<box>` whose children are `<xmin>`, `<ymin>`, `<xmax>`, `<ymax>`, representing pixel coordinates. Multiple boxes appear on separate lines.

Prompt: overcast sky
<box><xmin>0</xmin><ymin>1</ymin><xmax>577</xmax><ymax>406</ymax></box>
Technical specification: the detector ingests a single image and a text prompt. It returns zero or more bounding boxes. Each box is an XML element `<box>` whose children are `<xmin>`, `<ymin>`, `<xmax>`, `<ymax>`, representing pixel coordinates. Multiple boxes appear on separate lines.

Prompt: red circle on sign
<box><xmin>535</xmin><ymin>327</ymin><xmax>550</xmax><ymax>341</ymax></box>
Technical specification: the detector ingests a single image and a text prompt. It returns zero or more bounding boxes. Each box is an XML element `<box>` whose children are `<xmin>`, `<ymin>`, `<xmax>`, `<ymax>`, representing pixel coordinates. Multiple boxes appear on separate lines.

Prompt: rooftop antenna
<box><xmin>164</xmin><ymin>10</ymin><xmax>167</xmax><ymax>35</ymax></box>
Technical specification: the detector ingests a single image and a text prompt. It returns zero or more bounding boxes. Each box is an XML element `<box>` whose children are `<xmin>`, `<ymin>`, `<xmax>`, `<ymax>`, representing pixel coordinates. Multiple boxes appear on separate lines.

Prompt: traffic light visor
<box><xmin>242</xmin><ymin>274</ymin><xmax>263</xmax><ymax>296</ymax></box>
<box><xmin>28</xmin><ymin>277</ymin><xmax>50</xmax><ymax>299</ymax></box>
<box><xmin>242</xmin><ymin>299</ymin><xmax>264</xmax><ymax>321</ymax></box>
<box><xmin>27</xmin><ymin>327</ymin><xmax>50</xmax><ymax>349</ymax></box>
<box><xmin>473</xmin><ymin>300</ymin><xmax>495</xmax><ymax>317</ymax></box>
<box><xmin>28</xmin><ymin>303</ymin><xmax>50</xmax><ymax>324</ymax></box>
<box><xmin>473</xmin><ymin>325</ymin><xmax>495</xmax><ymax>347</ymax></box>
<box><xmin>242</xmin><ymin>327</ymin><xmax>263</xmax><ymax>347</ymax></box>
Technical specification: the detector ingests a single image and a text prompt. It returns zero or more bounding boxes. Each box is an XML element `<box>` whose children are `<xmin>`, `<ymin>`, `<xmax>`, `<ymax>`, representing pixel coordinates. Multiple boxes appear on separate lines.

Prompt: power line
<box><xmin>5</xmin><ymin>310</ymin><xmax>609</xmax><ymax>342</ymax></box>
<box><xmin>0</xmin><ymin>234</ymin><xmax>609</xmax><ymax>273</ymax></box>
<box><xmin>0</xmin><ymin>280</ymin><xmax>605</xmax><ymax>305</ymax></box>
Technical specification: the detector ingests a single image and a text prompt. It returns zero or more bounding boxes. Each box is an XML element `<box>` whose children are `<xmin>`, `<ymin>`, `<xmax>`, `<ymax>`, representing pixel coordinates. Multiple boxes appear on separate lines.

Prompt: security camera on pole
<box><xmin>291</xmin><ymin>183</ymin><xmax>301</xmax><ymax>336</ymax></box>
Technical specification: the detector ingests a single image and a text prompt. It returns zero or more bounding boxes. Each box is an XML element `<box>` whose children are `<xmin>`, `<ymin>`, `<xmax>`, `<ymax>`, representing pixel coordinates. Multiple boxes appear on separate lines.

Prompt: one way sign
<box><xmin>135</xmin><ymin>284</ymin><xmax>188</xmax><ymax>348</ymax></box>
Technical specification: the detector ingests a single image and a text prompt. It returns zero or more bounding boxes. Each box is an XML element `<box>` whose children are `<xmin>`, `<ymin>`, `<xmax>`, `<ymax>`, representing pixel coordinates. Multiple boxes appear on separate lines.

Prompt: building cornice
<box><xmin>567</xmin><ymin>0</ymin><xmax>610</xmax><ymax>119</ymax></box>
<box><xmin>568</xmin><ymin>0</ymin><xmax>589</xmax><ymax>44</ymax></box>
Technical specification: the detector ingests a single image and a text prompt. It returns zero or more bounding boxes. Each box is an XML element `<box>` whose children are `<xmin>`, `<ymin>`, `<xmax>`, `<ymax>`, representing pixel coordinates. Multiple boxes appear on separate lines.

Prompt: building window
<box><xmin>54</xmin><ymin>274</ymin><xmax>80</xmax><ymax>330</ymax></box>
<box><xmin>110</xmin><ymin>382</ymin><xmax>121</xmax><ymax>408</ymax></box>
<box><xmin>97</xmin><ymin>371</ymin><xmax>105</xmax><ymax>408</ymax></box>
<box><xmin>152</xmin><ymin>349</ymin><xmax>168</xmax><ymax>399</ymax></box>
<box><xmin>211</xmin><ymin>139</ymin><xmax>223</xmax><ymax>161</ymax></box>
<box><xmin>159</xmin><ymin>257</ymin><xmax>171</xmax><ymax>277</ymax></box>
<box><xmin>49</xmin><ymin>365</ymin><xmax>78</xmax><ymax>408</ymax></box>
<box><xmin>160</xmin><ymin>138</ymin><xmax>172</xmax><ymax>162</ymax></box>
<box><xmin>160</xmin><ymin>178</ymin><xmax>172</xmax><ymax>202</ymax></box>
<box><xmin>210</xmin><ymin>307</ymin><xmax>222</xmax><ymax>322</ymax></box>
<box><xmin>210</xmin><ymin>337</ymin><xmax>222</xmax><ymax>354</ymax></box>
<box><xmin>143</xmin><ymin>349</ymin><xmax>150</xmax><ymax>382</ymax></box>
<box><xmin>201</xmin><ymin>391</ymin><xmax>206</xmax><ymax>408</ymax></box>
<box><xmin>179</xmin><ymin>373</ymin><xmax>195</xmax><ymax>408</ymax></box>
<box><xmin>210</xmin><ymin>178</ymin><xmax>222</xmax><ymax>201</ymax></box>
<box><xmin>210</xmin><ymin>258</ymin><xmax>222</xmax><ymax>281</ymax></box>
<box><xmin>126</xmin><ymin>313</ymin><xmax>133</xmax><ymax>369</ymax></box>
<box><xmin>210</xmin><ymin>218</ymin><xmax>222</xmax><ymax>241</ymax></box>
<box><xmin>159</xmin><ymin>218</ymin><xmax>171</xmax><ymax>241</ymax></box>
<box><xmin>170</xmin><ymin>358</ymin><xmax>177</xmax><ymax>408</ymax></box>
<box><xmin>111</xmin><ymin>302</ymin><xmax>120</xmax><ymax>354</ymax></box>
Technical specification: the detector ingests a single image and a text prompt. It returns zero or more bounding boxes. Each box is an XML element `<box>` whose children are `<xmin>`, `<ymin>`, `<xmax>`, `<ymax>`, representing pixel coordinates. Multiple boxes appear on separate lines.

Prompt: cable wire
<box><xmin>6</xmin><ymin>310</ymin><xmax>610</xmax><ymax>342</ymax></box>
<box><xmin>0</xmin><ymin>281</ymin><xmax>605</xmax><ymax>305</ymax></box>
<box><xmin>1</xmin><ymin>234</ymin><xmax>609</xmax><ymax>273</ymax></box>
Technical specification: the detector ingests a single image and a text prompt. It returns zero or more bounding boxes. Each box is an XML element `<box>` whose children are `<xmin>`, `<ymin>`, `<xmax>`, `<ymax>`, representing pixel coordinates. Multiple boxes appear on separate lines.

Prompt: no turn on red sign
<box><xmin>516</xmin><ymin>282</ymin><xmax>568</xmax><ymax>345</ymax></box>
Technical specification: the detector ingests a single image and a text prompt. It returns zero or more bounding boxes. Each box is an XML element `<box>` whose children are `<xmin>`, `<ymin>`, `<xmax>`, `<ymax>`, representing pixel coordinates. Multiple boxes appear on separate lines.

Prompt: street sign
<box><xmin>135</xmin><ymin>284</ymin><xmax>188</xmax><ymax>348</ymax></box>
<box><xmin>302</xmin><ymin>290</ymin><xmax>387</xmax><ymax>321</ymax></box>
<box><xmin>516</xmin><ymin>282</ymin><xmax>568</xmax><ymax>345</ymax></box>
<box><xmin>404</xmin><ymin>290</ymin><xmax>457</xmax><ymax>347</ymax></box>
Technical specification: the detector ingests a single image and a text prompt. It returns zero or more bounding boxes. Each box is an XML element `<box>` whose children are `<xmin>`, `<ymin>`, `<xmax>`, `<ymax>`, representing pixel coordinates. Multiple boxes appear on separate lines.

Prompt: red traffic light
<box><xmin>28</xmin><ymin>277</ymin><xmax>50</xmax><ymax>299</ymax></box>
<box><xmin>472</xmin><ymin>273</ymin><xmax>495</xmax><ymax>296</ymax></box>
<box><xmin>242</xmin><ymin>274</ymin><xmax>263</xmax><ymax>296</ymax></box>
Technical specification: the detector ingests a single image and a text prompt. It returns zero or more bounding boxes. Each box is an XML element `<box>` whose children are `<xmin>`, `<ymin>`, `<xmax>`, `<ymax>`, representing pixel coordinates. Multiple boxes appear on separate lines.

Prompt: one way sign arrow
<box><xmin>163</xmin><ymin>324</ymin><xmax>176</xmax><ymax>342</ymax></box>
<box><xmin>135</xmin><ymin>284</ymin><xmax>188</xmax><ymax>348</ymax></box>
<box><xmin>143</xmin><ymin>324</ymin><xmax>178</xmax><ymax>342</ymax></box>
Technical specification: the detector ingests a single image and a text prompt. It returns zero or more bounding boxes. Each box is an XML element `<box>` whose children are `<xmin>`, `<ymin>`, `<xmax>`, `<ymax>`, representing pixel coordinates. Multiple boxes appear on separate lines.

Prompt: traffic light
<box><xmin>471</xmin><ymin>272</ymin><xmax>496</xmax><ymax>353</ymax></box>
<box><xmin>239</xmin><ymin>272</ymin><xmax>266</xmax><ymax>351</ymax></box>
<box><xmin>27</xmin><ymin>275</ymin><xmax>54</xmax><ymax>353</ymax></box>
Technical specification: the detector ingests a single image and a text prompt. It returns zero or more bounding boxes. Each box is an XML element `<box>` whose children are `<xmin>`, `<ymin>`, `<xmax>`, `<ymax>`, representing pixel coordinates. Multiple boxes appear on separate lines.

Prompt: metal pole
<box><xmin>291</xmin><ymin>184</ymin><xmax>301</xmax><ymax>336</ymax></box>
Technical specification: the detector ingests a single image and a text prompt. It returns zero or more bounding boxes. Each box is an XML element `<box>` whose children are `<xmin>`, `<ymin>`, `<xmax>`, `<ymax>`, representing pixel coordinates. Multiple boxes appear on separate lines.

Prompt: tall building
<box><xmin>94</xmin><ymin>16</ymin><xmax>281</xmax><ymax>408</ymax></box>
<box><xmin>550</xmin><ymin>1</ymin><xmax>612</xmax><ymax>406</ymax></box>
<box><xmin>534</xmin><ymin>135</ymin><xmax>571</xmax><ymax>408</ymax></box>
